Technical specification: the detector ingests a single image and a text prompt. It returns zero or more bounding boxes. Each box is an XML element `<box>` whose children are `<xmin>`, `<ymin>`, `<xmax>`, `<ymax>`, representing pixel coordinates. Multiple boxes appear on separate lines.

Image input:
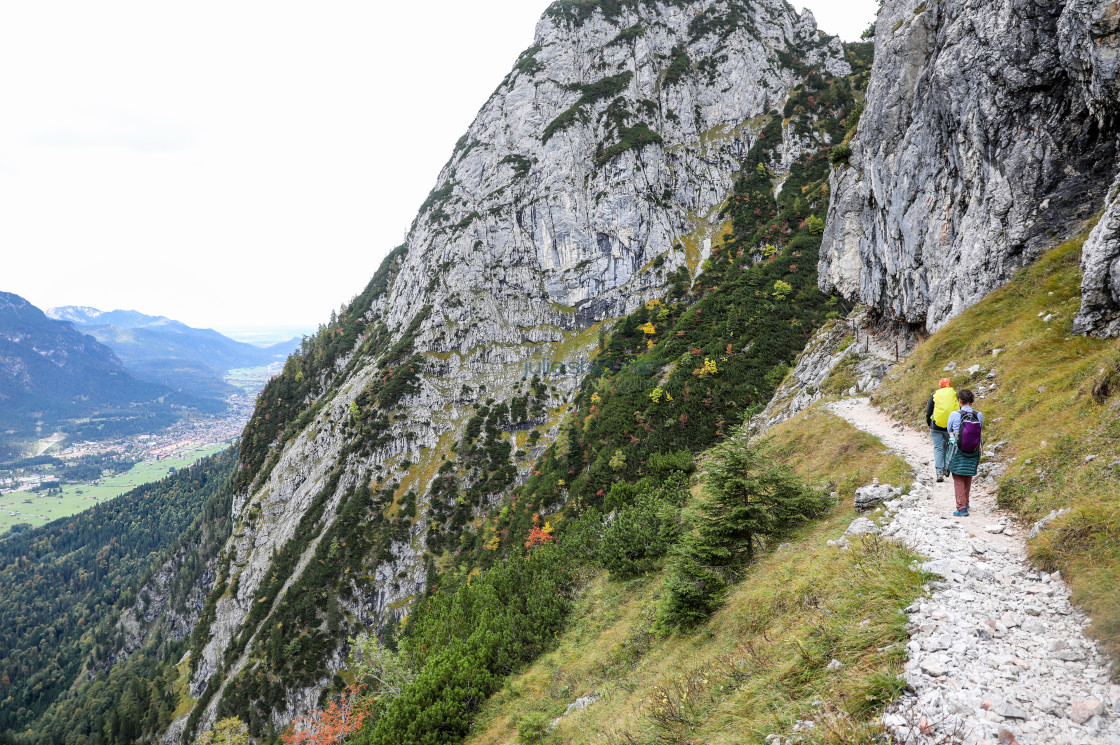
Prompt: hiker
<box><xmin>926</xmin><ymin>378</ymin><xmax>959</xmax><ymax>482</ymax></box>
<box><xmin>946</xmin><ymin>389</ymin><xmax>983</xmax><ymax>517</ymax></box>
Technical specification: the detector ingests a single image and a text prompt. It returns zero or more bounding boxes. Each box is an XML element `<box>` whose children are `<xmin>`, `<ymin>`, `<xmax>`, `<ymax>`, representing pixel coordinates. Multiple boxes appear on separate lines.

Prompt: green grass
<box><xmin>873</xmin><ymin>229</ymin><xmax>1120</xmax><ymax>656</ymax></box>
<box><xmin>0</xmin><ymin>443</ymin><xmax>228</xmax><ymax>535</ymax></box>
<box><xmin>464</xmin><ymin>412</ymin><xmax>926</xmax><ymax>745</ymax></box>
<box><xmin>764</xmin><ymin>408</ymin><xmax>913</xmax><ymax>497</ymax></box>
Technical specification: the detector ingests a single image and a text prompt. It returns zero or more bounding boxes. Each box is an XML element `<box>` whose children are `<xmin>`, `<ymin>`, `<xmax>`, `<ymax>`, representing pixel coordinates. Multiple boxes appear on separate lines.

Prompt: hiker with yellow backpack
<box><xmin>926</xmin><ymin>378</ymin><xmax>959</xmax><ymax>482</ymax></box>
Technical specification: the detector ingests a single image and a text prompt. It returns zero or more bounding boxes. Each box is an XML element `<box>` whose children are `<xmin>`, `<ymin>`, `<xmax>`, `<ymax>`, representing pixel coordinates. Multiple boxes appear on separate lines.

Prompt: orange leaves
<box><xmin>525</xmin><ymin>513</ymin><xmax>555</xmax><ymax>549</ymax></box>
<box><xmin>525</xmin><ymin>527</ymin><xmax>556</xmax><ymax>548</ymax></box>
<box><xmin>281</xmin><ymin>684</ymin><xmax>369</xmax><ymax>745</ymax></box>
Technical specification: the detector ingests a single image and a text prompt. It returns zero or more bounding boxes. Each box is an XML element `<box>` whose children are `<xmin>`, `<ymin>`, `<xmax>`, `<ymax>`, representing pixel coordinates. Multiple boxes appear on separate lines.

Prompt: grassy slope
<box><xmin>465</xmin><ymin>410</ymin><xmax>923</xmax><ymax>745</ymax></box>
<box><xmin>873</xmin><ymin>230</ymin><xmax>1120</xmax><ymax>655</ymax></box>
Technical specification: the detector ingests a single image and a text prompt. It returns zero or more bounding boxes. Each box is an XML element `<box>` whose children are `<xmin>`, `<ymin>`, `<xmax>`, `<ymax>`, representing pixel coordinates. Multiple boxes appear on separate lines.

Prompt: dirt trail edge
<box><xmin>828</xmin><ymin>398</ymin><xmax>1119</xmax><ymax>745</ymax></box>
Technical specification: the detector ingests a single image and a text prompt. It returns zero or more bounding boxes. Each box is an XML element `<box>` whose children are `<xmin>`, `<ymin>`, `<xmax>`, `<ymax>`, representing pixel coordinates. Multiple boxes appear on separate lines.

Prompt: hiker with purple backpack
<box><xmin>945</xmin><ymin>389</ymin><xmax>983</xmax><ymax>517</ymax></box>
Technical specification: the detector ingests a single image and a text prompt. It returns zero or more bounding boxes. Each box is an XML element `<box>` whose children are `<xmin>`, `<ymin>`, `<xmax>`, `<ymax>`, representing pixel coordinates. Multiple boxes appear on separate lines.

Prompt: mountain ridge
<box><xmin>0</xmin><ymin>290</ymin><xmax>190</xmax><ymax>456</ymax></box>
<box><xmin>46</xmin><ymin>305</ymin><xmax>302</xmax><ymax>398</ymax></box>
<box><xmin>140</xmin><ymin>0</ymin><xmax>865</xmax><ymax>738</ymax></box>
<box><xmin>9</xmin><ymin>0</ymin><xmax>1120</xmax><ymax>744</ymax></box>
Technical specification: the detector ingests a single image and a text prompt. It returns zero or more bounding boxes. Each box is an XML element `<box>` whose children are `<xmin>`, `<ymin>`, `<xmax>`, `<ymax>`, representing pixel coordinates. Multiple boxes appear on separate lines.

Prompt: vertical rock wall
<box><xmin>820</xmin><ymin>0</ymin><xmax>1120</xmax><ymax>334</ymax></box>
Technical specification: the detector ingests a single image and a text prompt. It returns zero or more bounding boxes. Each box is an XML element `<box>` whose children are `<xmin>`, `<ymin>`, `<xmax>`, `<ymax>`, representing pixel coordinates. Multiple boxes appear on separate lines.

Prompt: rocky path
<box><xmin>829</xmin><ymin>398</ymin><xmax>1119</xmax><ymax>745</ymax></box>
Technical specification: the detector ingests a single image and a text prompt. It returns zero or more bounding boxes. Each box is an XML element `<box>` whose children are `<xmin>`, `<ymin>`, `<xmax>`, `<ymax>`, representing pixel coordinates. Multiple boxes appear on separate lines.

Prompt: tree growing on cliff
<box><xmin>348</xmin><ymin>633</ymin><xmax>416</xmax><ymax>703</ymax></box>
<box><xmin>199</xmin><ymin>717</ymin><xmax>250</xmax><ymax>745</ymax></box>
<box><xmin>281</xmin><ymin>686</ymin><xmax>369</xmax><ymax>745</ymax></box>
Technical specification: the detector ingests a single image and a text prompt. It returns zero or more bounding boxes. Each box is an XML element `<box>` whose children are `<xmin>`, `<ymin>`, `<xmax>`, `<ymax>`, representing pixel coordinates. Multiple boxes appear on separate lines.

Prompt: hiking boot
<box><xmin>952</xmin><ymin>508</ymin><xmax>969</xmax><ymax>517</ymax></box>
<box><xmin>936</xmin><ymin>474</ymin><xmax>944</xmax><ymax>483</ymax></box>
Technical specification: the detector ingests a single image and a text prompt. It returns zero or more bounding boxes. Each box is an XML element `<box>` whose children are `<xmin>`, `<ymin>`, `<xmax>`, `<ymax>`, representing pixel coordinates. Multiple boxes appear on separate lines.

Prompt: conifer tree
<box><xmin>660</xmin><ymin>438</ymin><xmax>829</xmax><ymax>628</ymax></box>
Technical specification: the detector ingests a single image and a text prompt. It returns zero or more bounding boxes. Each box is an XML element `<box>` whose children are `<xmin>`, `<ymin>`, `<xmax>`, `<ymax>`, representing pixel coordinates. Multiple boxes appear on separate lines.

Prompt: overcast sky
<box><xmin>1</xmin><ymin>0</ymin><xmax>877</xmax><ymax>335</ymax></box>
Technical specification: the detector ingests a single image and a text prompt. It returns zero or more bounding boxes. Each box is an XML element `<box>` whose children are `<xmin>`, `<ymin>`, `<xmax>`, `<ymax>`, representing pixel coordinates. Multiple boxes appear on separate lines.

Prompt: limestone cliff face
<box><xmin>819</xmin><ymin>0</ymin><xmax>1120</xmax><ymax>333</ymax></box>
<box><xmin>385</xmin><ymin>0</ymin><xmax>847</xmax><ymax>340</ymax></box>
<box><xmin>1065</xmin><ymin>0</ymin><xmax>1120</xmax><ymax>337</ymax></box>
<box><xmin>1075</xmin><ymin>174</ymin><xmax>1120</xmax><ymax>337</ymax></box>
<box><xmin>179</xmin><ymin>0</ymin><xmax>851</xmax><ymax>736</ymax></box>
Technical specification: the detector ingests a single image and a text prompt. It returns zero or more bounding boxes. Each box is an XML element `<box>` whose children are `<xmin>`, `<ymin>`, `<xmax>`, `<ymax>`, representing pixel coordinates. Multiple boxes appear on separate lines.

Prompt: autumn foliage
<box><xmin>524</xmin><ymin>514</ymin><xmax>555</xmax><ymax>548</ymax></box>
<box><xmin>282</xmin><ymin>684</ymin><xmax>370</xmax><ymax>745</ymax></box>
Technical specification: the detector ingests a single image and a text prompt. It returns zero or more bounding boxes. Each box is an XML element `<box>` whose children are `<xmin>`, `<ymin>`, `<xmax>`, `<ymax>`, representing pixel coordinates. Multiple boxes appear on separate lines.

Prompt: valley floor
<box><xmin>830</xmin><ymin>398</ymin><xmax>1120</xmax><ymax>744</ymax></box>
<box><xmin>0</xmin><ymin>372</ymin><xmax>266</xmax><ymax>535</ymax></box>
<box><xmin>0</xmin><ymin>442</ymin><xmax>228</xmax><ymax>534</ymax></box>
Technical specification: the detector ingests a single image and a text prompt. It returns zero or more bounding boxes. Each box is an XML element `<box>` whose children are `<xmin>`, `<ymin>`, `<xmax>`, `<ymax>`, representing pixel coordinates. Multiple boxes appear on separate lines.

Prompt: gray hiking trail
<box><xmin>829</xmin><ymin>397</ymin><xmax>1119</xmax><ymax>745</ymax></box>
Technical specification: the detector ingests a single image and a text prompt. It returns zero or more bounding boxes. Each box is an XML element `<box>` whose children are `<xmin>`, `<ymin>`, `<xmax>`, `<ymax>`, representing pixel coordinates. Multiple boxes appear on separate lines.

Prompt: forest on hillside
<box><xmin>0</xmin><ymin>450</ymin><xmax>236</xmax><ymax>743</ymax></box>
<box><xmin>3</xmin><ymin>25</ymin><xmax>875</xmax><ymax>745</ymax></box>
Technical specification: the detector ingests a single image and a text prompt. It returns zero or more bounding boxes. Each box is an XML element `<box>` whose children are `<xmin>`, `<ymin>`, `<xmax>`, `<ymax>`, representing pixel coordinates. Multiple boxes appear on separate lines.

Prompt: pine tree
<box><xmin>660</xmin><ymin>438</ymin><xmax>829</xmax><ymax>628</ymax></box>
<box><xmin>697</xmin><ymin>437</ymin><xmax>828</xmax><ymax>563</ymax></box>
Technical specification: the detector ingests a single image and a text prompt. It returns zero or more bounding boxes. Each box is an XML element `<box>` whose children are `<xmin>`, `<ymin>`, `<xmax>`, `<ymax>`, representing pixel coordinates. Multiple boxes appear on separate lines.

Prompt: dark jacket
<box><xmin>926</xmin><ymin>396</ymin><xmax>947</xmax><ymax>432</ymax></box>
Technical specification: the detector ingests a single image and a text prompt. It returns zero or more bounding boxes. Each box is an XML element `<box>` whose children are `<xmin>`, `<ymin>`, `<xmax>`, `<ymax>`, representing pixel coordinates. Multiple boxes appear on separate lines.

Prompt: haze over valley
<box><xmin>2</xmin><ymin>1</ymin><xmax>1119</xmax><ymax>745</ymax></box>
<box><xmin>0</xmin><ymin>292</ymin><xmax>310</xmax><ymax>534</ymax></box>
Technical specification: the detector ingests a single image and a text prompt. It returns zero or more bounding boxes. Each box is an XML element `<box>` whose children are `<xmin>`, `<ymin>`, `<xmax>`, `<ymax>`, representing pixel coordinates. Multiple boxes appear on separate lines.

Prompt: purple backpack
<box><xmin>959</xmin><ymin>409</ymin><xmax>982</xmax><ymax>454</ymax></box>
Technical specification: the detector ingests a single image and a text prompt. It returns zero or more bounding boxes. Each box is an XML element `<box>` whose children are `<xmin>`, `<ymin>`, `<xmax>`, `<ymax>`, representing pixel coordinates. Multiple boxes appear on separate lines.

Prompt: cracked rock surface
<box><xmin>820</xmin><ymin>0</ymin><xmax>1120</xmax><ymax>334</ymax></box>
<box><xmin>1075</xmin><ymin>177</ymin><xmax>1120</xmax><ymax>337</ymax></box>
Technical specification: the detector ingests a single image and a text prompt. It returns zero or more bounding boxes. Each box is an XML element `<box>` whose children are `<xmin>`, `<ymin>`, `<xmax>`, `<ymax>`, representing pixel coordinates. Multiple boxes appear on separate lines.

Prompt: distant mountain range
<box><xmin>47</xmin><ymin>305</ymin><xmax>302</xmax><ymax>399</ymax></box>
<box><xmin>0</xmin><ymin>293</ymin><xmax>304</xmax><ymax>458</ymax></box>
<box><xmin>0</xmin><ymin>292</ymin><xmax>201</xmax><ymax>458</ymax></box>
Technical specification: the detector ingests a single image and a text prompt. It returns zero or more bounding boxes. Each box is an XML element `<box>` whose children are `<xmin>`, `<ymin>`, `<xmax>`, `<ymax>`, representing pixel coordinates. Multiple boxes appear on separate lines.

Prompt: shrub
<box><xmin>662</xmin><ymin>48</ymin><xmax>692</xmax><ymax>87</ymax></box>
<box><xmin>647</xmin><ymin>450</ymin><xmax>695</xmax><ymax>478</ymax></box>
<box><xmin>830</xmin><ymin>144</ymin><xmax>852</xmax><ymax>164</ymax></box>
<box><xmin>353</xmin><ymin>548</ymin><xmax>572</xmax><ymax>745</ymax></box>
<box><xmin>600</xmin><ymin>494</ymin><xmax>678</xmax><ymax>580</ymax></box>
<box><xmin>517</xmin><ymin>711</ymin><xmax>552</xmax><ymax>744</ymax></box>
<box><xmin>659</xmin><ymin>439</ymin><xmax>830</xmax><ymax>627</ymax></box>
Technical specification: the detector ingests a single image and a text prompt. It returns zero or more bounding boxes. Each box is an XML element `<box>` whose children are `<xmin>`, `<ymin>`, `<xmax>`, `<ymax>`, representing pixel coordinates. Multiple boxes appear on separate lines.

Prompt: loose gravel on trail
<box><xmin>829</xmin><ymin>398</ymin><xmax>1119</xmax><ymax>745</ymax></box>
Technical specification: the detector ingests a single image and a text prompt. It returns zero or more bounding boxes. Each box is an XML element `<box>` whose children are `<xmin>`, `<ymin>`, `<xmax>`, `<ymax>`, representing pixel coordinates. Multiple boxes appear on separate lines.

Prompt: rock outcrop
<box><xmin>749</xmin><ymin>306</ymin><xmax>904</xmax><ymax>434</ymax></box>
<box><xmin>180</xmin><ymin>0</ymin><xmax>855</xmax><ymax>735</ymax></box>
<box><xmin>820</xmin><ymin>0</ymin><xmax>1120</xmax><ymax>333</ymax></box>
<box><xmin>1074</xmin><ymin>177</ymin><xmax>1120</xmax><ymax>337</ymax></box>
<box><xmin>854</xmin><ymin>479</ymin><xmax>901</xmax><ymax>511</ymax></box>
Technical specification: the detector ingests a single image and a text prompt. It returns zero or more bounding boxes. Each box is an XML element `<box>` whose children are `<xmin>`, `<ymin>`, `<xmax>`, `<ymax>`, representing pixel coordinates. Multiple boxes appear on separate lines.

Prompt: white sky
<box><xmin>0</xmin><ymin>1</ymin><xmax>876</xmax><ymax>332</ymax></box>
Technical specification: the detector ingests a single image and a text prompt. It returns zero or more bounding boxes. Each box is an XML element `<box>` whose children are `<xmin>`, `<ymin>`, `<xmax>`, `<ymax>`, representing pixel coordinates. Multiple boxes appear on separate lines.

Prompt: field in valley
<box><xmin>0</xmin><ymin>442</ymin><xmax>229</xmax><ymax>535</ymax></box>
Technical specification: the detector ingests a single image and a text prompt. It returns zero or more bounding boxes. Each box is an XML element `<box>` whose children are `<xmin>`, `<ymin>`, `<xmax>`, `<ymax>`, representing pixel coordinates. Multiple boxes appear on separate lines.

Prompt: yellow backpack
<box><xmin>932</xmin><ymin>387</ymin><xmax>959</xmax><ymax>428</ymax></box>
